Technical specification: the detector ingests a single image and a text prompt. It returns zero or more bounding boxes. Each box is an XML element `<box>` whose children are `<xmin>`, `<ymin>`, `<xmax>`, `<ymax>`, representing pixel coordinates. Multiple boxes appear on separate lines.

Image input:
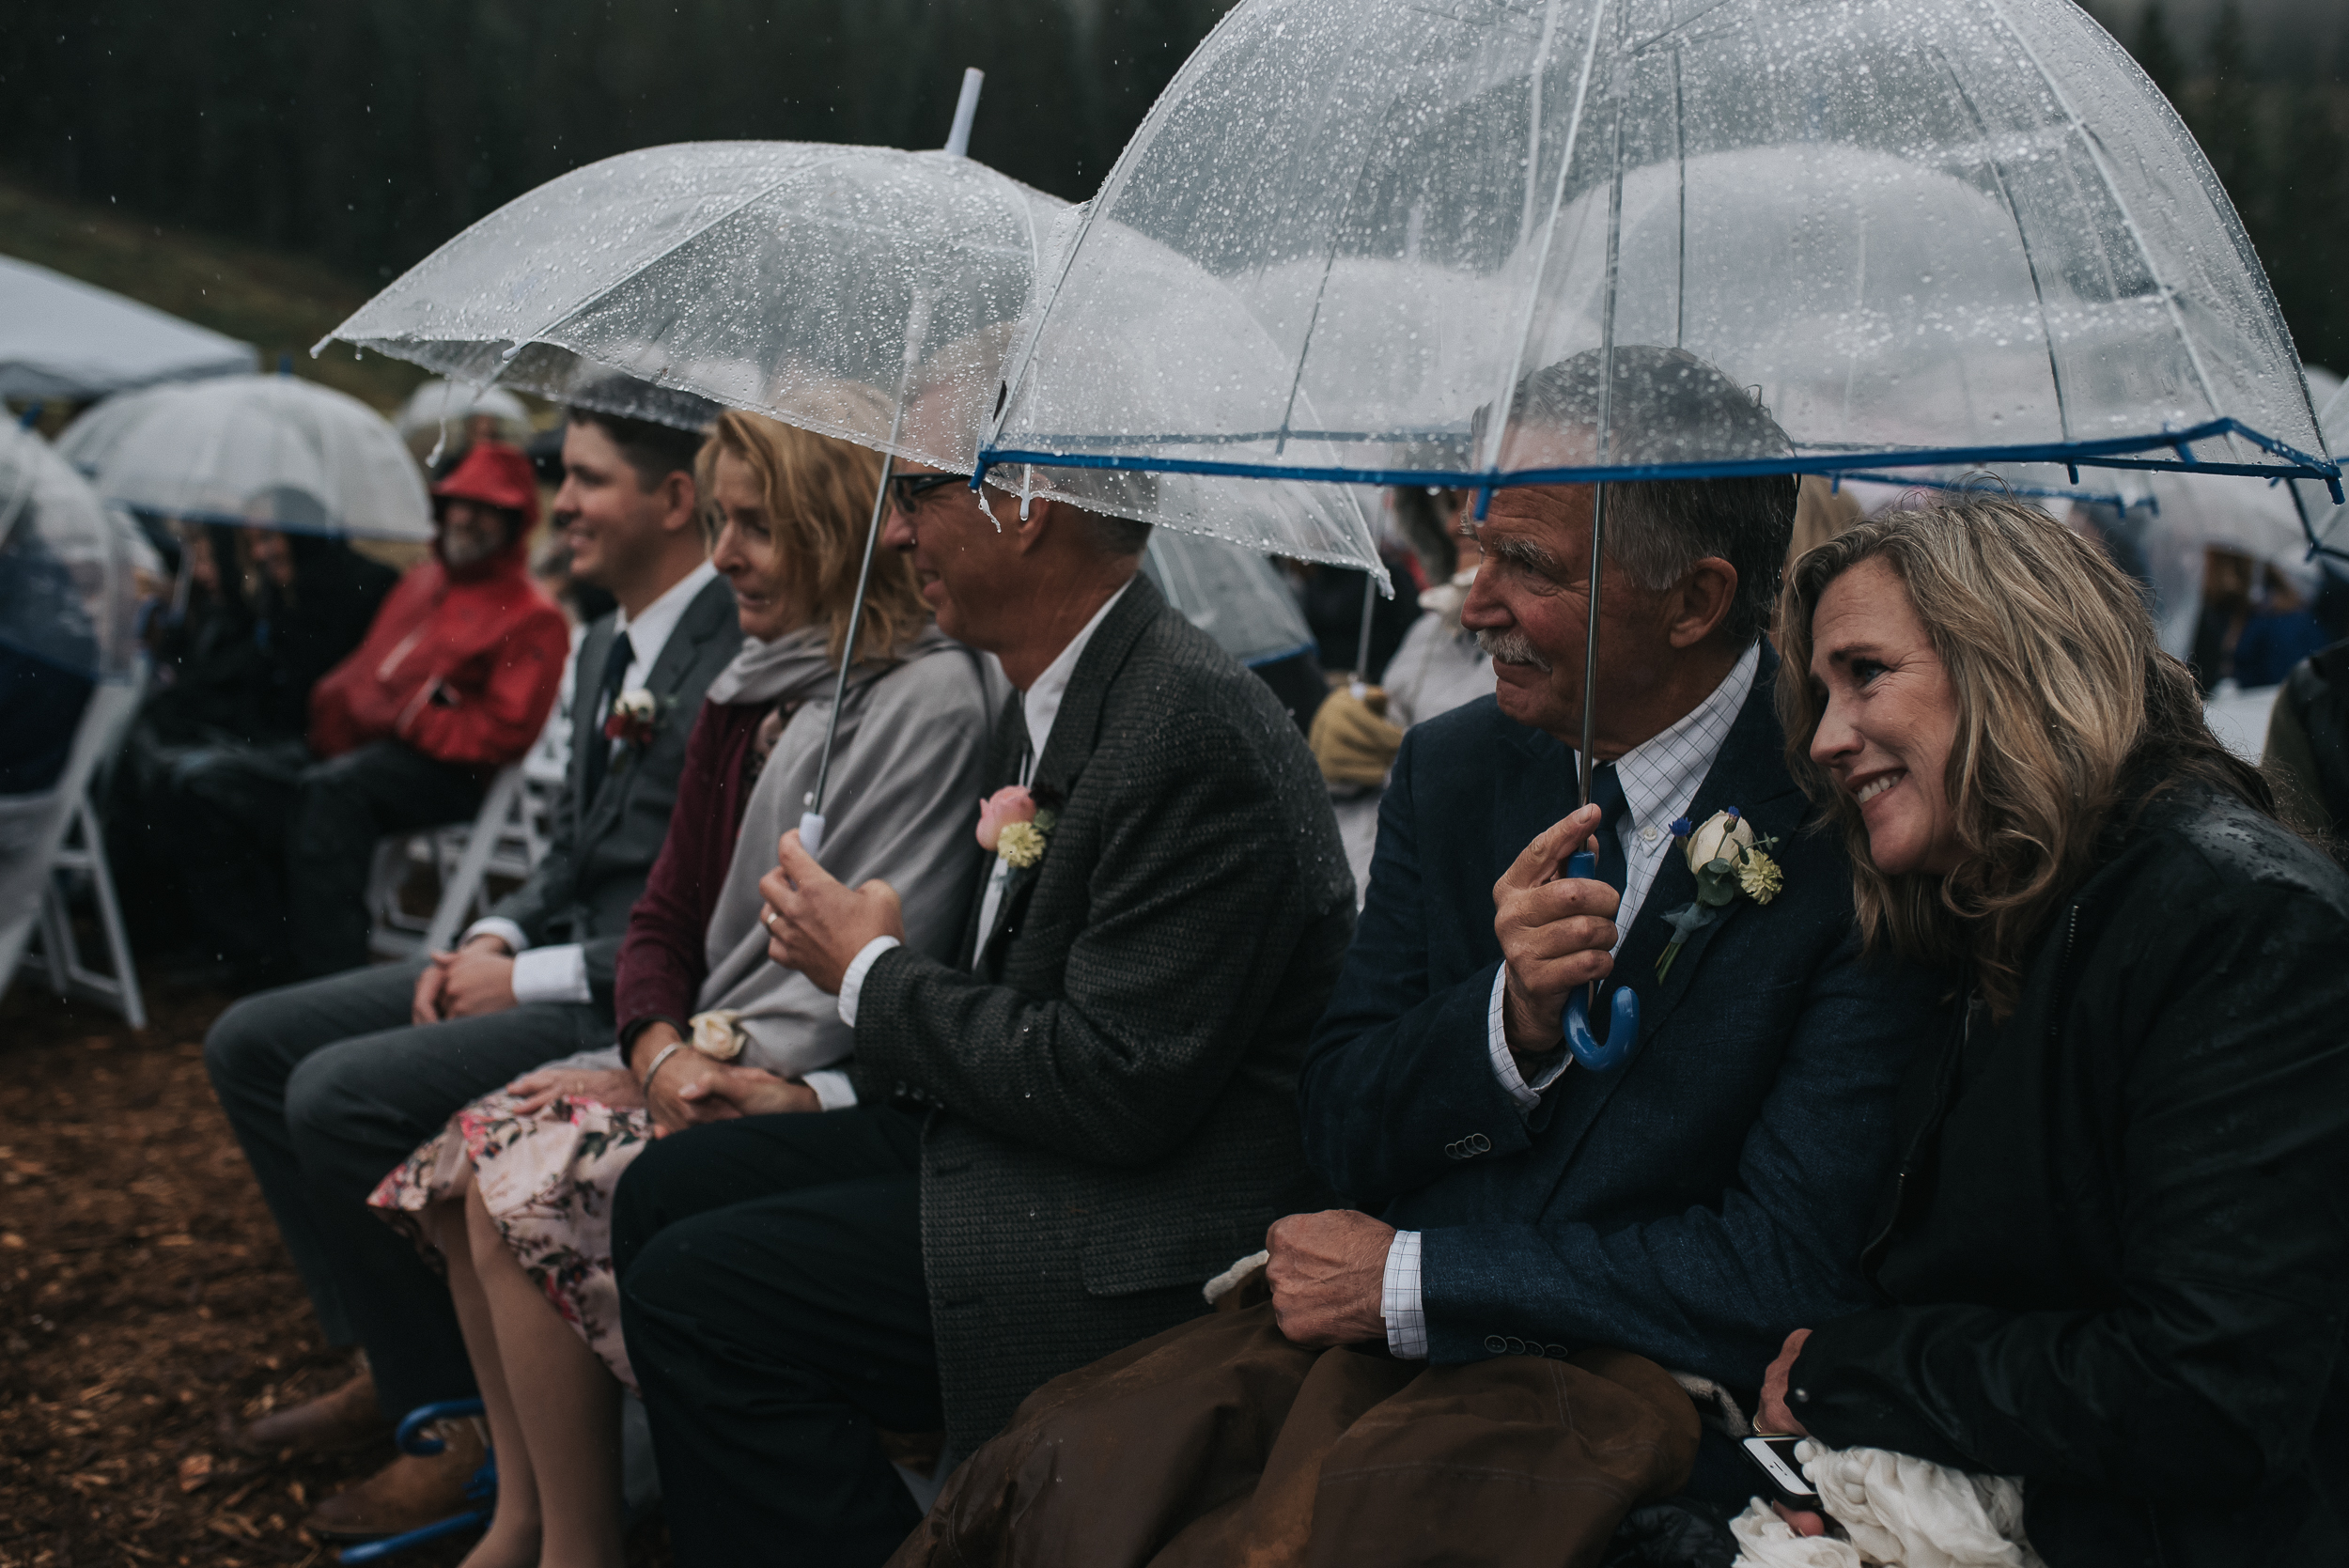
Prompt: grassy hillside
<box><xmin>1</xmin><ymin>177</ymin><xmax>428</xmax><ymax>412</ymax></box>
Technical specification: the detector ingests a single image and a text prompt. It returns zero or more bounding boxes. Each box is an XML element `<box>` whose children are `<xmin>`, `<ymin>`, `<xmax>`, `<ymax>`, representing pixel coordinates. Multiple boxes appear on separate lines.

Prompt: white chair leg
<box><xmin>422</xmin><ymin>768</ymin><xmax>525</xmax><ymax>954</ymax></box>
<box><xmin>77</xmin><ymin>798</ymin><xmax>146</xmax><ymax>1030</ymax></box>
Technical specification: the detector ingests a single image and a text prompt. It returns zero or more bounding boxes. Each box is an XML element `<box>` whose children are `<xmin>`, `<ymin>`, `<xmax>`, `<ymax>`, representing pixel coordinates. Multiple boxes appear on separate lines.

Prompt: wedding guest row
<box><xmin>203</xmin><ymin>348</ymin><xmax>2347</xmax><ymax>1568</ymax></box>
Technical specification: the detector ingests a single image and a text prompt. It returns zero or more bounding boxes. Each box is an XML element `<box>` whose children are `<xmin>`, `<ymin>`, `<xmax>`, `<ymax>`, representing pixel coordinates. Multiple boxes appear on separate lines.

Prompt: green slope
<box><xmin>2</xmin><ymin>177</ymin><xmax>428</xmax><ymax>412</ymax></box>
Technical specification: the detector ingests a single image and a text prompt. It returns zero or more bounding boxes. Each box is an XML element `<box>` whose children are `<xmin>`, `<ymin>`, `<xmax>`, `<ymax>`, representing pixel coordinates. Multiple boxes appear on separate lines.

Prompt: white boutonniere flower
<box><xmin>604</xmin><ymin>688</ymin><xmax>666</xmax><ymax>753</ymax></box>
<box><xmin>1655</xmin><ymin>807</ymin><xmax>1783</xmax><ymax>981</ymax></box>
<box><xmin>687</xmin><ymin>1009</ymin><xmax>747</xmax><ymax>1061</ymax></box>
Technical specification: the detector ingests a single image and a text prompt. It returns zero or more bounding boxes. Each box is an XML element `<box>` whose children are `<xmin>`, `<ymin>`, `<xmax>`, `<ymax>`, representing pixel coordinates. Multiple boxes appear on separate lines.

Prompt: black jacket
<box><xmin>853</xmin><ymin>577</ymin><xmax>1356</xmax><ymax>1452</ymax></box>
<box><xmin>1790</xmin><ymin>781</ymin><xmax>2349</xmax><ymax>1568</ymax></box>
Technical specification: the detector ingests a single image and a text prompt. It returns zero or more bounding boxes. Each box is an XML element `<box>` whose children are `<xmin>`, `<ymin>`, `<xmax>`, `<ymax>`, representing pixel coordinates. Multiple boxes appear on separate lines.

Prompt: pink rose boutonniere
<box><xmin>975</xmin><ymin>785</ymin><xmax>1053</xmax><ymax>869</ymax></box>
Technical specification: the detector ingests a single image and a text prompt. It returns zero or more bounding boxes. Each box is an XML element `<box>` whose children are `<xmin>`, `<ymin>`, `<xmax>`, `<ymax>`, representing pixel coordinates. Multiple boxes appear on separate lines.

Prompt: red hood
<box><xmin>432</xmin><ymin>440</ymin><xmax>541</xmax><ymax>535</ymax></box>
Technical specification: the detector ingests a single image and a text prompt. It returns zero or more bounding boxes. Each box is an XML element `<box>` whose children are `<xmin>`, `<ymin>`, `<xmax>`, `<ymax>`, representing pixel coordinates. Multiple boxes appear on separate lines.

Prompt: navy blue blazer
<box><xmin>1300</xmin><ymin>646</ymin><xmax>1938</xmax><ymax>1390</ymax></box>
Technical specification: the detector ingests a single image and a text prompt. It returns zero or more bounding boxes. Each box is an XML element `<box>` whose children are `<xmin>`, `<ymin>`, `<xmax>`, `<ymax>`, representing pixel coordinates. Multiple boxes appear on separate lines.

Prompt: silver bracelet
<box><xmin>640</xmin><ymin>1040</ymin><xmax>686</xmax><ymax>1093</ymax></box>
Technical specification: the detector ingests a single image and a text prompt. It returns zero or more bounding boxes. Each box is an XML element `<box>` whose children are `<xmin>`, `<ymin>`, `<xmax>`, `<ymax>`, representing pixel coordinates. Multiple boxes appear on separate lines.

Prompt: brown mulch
<box><xmin>0</xmin><ymin>976</ymin><xmax>671</xmax><ymax>1568</ymax></box>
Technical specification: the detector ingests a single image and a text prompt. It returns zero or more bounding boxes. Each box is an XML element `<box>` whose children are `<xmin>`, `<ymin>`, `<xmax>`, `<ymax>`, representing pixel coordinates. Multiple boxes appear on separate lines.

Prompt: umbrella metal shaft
<box><xmin>1580</xmin><ymin>481</ymin><xmax>1607</xmax><ymax>811</ymax></box>
<box><xmin>809</xmin><ymin>449</ymin><xmax>896</xmax><ymax>821</ymax></box>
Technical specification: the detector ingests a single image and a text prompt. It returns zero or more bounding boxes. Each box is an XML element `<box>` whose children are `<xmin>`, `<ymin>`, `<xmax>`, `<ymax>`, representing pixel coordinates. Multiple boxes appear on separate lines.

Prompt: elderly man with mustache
<box><xmin>892</xmin><ymin>349</ymin><xmax>1945</xmax><ymax>1566</ymax></box>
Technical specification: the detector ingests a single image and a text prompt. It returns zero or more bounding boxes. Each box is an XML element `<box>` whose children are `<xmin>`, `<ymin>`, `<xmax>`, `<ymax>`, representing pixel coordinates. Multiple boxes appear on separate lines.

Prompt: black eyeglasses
<box><xmin>888</xmin><ymin>473</ymin><xmax>966</xmax><ymax>515</ymax></box>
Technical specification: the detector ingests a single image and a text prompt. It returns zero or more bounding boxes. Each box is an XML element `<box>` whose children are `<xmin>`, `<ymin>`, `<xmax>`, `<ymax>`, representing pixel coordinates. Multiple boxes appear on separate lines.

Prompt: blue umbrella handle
<box><xmin>1561</xmin><ymin>849</ymin><xmax>1640</xmax><ymax>1071</ymax></box>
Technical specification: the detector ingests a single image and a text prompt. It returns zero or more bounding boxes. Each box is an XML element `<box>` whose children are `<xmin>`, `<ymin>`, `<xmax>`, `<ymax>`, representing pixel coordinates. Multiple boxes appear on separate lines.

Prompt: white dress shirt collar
<box><xmin>1578</xmin><ymin>639</ymin><xmax>1760</xmax><ymax>846</ymax></box>
<box><xmin>613</xmin><ymin>558</ymin><xmax>719</xmax><ymax>686</ymax></box>
<box><xmin>1019</xmin><ymin>578</ymin><xmax>1133</xmax><ymax>777</ymax></box>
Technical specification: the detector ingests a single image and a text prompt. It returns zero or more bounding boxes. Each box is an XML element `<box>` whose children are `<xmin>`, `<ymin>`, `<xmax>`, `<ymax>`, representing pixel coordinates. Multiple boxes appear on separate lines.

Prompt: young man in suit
<box><xmin>1273</xmin><ymin>347</ymin><xmax>1938</xmax><ymax>1517</ymax></box>
<box><xmin>202</xmin><ymin>408</ymin><xmax>738</xmax><ymax>1541</ymax></box>
<box><xmin>607</xmin><ymin>451</ymin><xmax>1357</xmax><ymax>1566</ymax></box>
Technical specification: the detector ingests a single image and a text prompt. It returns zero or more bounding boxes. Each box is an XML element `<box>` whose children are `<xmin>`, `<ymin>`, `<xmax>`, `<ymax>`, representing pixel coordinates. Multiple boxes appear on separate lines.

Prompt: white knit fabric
<box><xmin>1730</xmin><ymin>1443</ymin><xmax>2044</xmax><ymax>1568</ymax></box>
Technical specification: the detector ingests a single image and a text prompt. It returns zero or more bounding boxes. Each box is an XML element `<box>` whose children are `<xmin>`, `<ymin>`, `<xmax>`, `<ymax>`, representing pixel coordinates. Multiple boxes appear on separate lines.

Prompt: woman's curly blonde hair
<box><xmin>1774</xmin><ymin>493</ymin><xmax>2271</xmax><ymax>1017</ymax></box>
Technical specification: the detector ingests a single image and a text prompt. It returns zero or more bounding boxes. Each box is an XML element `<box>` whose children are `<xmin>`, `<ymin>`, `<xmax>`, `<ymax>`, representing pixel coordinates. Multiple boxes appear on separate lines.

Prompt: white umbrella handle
<box><xmin>800</xmin><ymin>810</ymin><xmax>827</xmax><ymax>859</ymax></box>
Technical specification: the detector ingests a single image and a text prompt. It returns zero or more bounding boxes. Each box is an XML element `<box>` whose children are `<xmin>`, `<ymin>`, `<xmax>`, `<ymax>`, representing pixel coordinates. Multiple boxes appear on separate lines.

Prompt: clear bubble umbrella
<box><xmin>325</xmin><ymin>85</ymin><xmax>1381</xmax><ymax>851</ymax></box>
<box><xmin>1</xmin><ymin>421</ymin><xmax>138</xmax><ymax>687</ymax></box>
<box><xmin>54</xmin><ymin>374</ymin><xmax>432</xmax><ymax>542</ymax></box>
<box><xmin>1</xmin><ymin>421</ymin><xmax>141</xmax><ymax>975</ymax></box>
<box><xmin>396</xmin><ymin>380</ymin><xmax>537</xmax><ymax>449</ymax></box>
<box><xmin>321</xmin><ymin>129</ymin><xmax>1377</xmax><ymax>573</ymax></box>
<box><xmin>985</xmin><ymin>0</ymin><xmax>2340</xmax><ymax>1071</ymax></box>
<box><xmin>2300</xmin><ymin>382</ymin><xmax>2349</xmax><ymax>565</ymax></box>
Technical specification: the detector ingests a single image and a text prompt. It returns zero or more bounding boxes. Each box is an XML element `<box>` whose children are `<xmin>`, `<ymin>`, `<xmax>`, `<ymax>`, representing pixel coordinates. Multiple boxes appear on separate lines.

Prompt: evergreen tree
<box><xmin>2266</xmin><ymin>84</ymin><xmax>2349</xmax><ymax>372</ymax></box>
<box><xmin>2132</xmin><ymin>0</ymin><xmax>2186</xmax><ymax>108</ymax></box>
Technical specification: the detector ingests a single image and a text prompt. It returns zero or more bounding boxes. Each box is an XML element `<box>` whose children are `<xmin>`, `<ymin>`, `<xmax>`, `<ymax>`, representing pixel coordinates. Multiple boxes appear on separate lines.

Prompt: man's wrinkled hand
<box><xmin>758</xmin><ymin>830</ymin><xmax>904</xmax><ymax>995</ymax></box>
<box><xmin>1492</xmin><ymin>802</ymin><xmax>1619</xmax><ymax>1055</ymax></box>
<box><xmin>680</xmin><ymin>1064</ymin><xmax>820</xmax><ymax>1120</ymax></box>
<box><xmin>413</xmin><ymin>933</ymin><xmax>513</xmax><ymax>1024</ymax></box>
<box><xmin>441</xmin><ymin>941</ymin><xmax>520</xmax><ymax>1018</ymax></box>
<box><xmin>1265</xmin><ymin>1210</ymin><xmax>1394</xmax><ymax>1347</ymax></box>
<box><xmin>635</xmin><ymin>1038</ymin><xmax>742</xmax><ymax>1138</ymax></box>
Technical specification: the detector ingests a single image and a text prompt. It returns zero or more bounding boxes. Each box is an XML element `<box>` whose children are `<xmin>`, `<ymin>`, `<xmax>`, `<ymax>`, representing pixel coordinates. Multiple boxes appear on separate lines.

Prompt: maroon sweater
<box><xmin>613</xmin><ymin>699</ymin><xmax>768</xmax><ymax>1044</ymax></box>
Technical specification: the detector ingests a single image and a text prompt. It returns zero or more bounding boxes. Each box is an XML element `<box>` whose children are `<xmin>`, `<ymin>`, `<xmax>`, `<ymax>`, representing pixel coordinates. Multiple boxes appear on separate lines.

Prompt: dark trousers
<box><xmin>203</xmin><ymin>960</ymin><xmax>611</xmax><ymax>1415</ymax></box>
<box><xmin>287</xmin><ymin>740</ymin><xmax>483</xmax><ymax>978</ymax></box>
<box><xmin>614</xmin><ymin>1107</ymin><xmax>938</xmax><ymax>1568</ymax></box>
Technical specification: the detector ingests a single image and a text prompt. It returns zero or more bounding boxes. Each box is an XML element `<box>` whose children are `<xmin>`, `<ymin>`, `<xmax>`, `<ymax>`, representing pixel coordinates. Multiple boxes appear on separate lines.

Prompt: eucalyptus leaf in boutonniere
<box><xmin>976</xmin><ymin>785</ymin><xmax>1057</xmax><ymax>871</ymax></box>
<box><xmin>1655</xmin><ymin>807</ymin><xmax>1783</xmax><ymax>982</ymax></box>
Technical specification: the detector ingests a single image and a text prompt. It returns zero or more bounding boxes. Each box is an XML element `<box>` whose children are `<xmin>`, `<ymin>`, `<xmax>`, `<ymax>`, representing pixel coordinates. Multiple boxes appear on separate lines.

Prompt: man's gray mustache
<box><xmin>1476</xmin><ymin>629</ymin><xmax>1552</xmax><ymax>673</ymax></box>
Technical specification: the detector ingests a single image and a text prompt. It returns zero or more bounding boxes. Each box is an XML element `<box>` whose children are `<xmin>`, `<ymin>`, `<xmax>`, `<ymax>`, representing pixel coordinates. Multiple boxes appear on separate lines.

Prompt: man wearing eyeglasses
<box><xmin>609</xmin><ymin>407</ymin><xmax>1357</xmax><ymax>1565</ymax></box>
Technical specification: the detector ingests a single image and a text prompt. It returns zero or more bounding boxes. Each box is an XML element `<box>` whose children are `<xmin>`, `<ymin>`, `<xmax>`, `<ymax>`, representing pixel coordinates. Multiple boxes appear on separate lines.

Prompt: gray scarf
<box><xmin>692</xmin><ymin>622</ymin><xmax>1003</xmax><ymax>1079</ymax></box>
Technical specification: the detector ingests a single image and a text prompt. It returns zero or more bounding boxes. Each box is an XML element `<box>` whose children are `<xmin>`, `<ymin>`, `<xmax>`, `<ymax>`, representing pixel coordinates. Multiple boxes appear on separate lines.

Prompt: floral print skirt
<box><xmin>368</xmin><ymin>1066</ymin><xmax>653</xmax><ymax>1392</ymax></box>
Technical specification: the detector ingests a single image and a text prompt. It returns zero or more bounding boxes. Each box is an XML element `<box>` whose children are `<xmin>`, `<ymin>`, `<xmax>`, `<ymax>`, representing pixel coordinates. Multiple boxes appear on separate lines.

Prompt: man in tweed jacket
<box><xmin>610</xmin><ymin>462</ymin><xmax>1354</xmax><ymax>1568</ymax></box>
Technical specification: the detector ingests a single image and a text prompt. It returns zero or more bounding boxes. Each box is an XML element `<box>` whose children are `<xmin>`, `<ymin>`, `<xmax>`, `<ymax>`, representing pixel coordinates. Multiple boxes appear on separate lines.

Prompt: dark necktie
<box><xmin>582</xmin><ymin>629</ymin><xmax>635</xmax><ymax>805</ymax></box>
<box><xmin>1586</xmin><ymin>761</ymin><xmax>1631</xmax><ymax>902</ymax></box>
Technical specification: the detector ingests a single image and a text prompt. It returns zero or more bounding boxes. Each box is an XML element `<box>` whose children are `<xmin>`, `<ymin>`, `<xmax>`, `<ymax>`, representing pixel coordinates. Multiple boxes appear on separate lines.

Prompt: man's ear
<box><xmin>1667</xmin><ymin>557</ymin><xmax>1738</xmax><ymax>649</ymax></box>
<box><xmin>659</xmin><ymin>471</ymin><xmax>698</xmax><ymax>535</ymax></box>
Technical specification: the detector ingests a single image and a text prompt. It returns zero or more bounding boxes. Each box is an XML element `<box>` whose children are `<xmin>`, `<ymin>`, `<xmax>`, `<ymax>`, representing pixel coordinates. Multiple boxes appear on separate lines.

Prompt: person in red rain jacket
<box><xmin>286</xmin><ymin>442</ymin><xmax>568</xmax><ymax>976</ymax></box>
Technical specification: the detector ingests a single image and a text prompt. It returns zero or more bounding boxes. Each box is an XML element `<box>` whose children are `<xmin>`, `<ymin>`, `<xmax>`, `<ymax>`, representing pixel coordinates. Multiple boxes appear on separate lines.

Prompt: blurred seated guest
<box><xmin>203</xmin><ymin>409</ymin><xmax>732</xmax><ymax>1544</ymax></box>
<box><xmin>1760</xmin><ymin>498</ymin><xmax>2349</xmax><ymax>1568</ymax></box>
<box><xmin>1380</xmin><ymin>489</ymin><xmax>1488</xmax><ymax>731</ymax></box>
<box><xmin>2187</xmin><ymin>546</ymin><xmax>2254</xmax><ymax>692</ymax></box>
<box><xmin>613</xmin><ymin>433</ymin><xmax>1356</xmax><ymax>1567</ymax></box>
<box><xmin>286</xmin><ymin>441</ymin><xmax>570</xmax><ymax>976</ymax></box>
<box><xmin>0</xmin><ymin>516</ymin><xmax>102</xmax><ymax>795</ymax></box>
<box><xmin>894</xmin><ymin>349</ymin><xmax>1938</xmax><ymax>1567</ymax></box>
<box><xmin>1784</xmin><ymin>473</ymin><xmax>1863</xmax><ymax>566</ymax></box>
<box><xmin>2265</xmin><ymin>635</ymin><xmax>2349</xmax><ymax>854</ymax></box>
<box><xmin>108</xmin><ymin>501</ymin><xmax>399</xmax><ymax>964</ymax></box>
<box><xmin>2231</xmin><ymin>563</ymin><xmax>2329</xmax><ymax>690</ymax></box>
<box><xmin>365</xmin><ymin>409</ymin><xmax>1002</xmax><ymax>1568</ymax></box>
<box><xmin>1294</xmin><ymin>541</ymin><xmax>1423</xmax><ymax>684</ymax></box>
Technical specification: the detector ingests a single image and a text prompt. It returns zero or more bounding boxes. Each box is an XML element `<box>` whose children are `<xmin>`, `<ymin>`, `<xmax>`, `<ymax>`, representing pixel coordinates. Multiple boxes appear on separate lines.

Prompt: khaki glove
<box><xmin>1311</xmin><ymin>686</ymin><xmax>1405</xmax><ymax>788</ymax></box>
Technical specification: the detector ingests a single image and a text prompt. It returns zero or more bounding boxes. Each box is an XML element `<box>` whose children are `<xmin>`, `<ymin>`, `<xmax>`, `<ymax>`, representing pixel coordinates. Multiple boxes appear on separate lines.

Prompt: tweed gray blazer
<box><xmin>486</xmin><ymin>572</ymin><xmax>738</xmax><ymax>1006</ymax></box>
<box><xmin>852</xmin><ymin>576</ymin><xmax>1356</xmax><ymax>1452</ymax></box>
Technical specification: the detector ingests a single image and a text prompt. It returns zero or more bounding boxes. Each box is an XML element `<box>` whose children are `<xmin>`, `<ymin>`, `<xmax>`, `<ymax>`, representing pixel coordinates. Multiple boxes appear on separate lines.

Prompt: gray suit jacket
<box><xmin>853</xmin><ymin>577</ymin><xmax>1356</xmax><ymax>1452</ymax></box>
<box><xmin>486</xmin><ymin>572</ymin><xmax>738</xmax><ymax>1007</ymax></box>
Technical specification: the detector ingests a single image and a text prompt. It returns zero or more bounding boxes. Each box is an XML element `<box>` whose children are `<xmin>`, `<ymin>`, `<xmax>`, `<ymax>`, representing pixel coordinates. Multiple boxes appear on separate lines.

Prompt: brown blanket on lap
<box><xmin>890</xmin><ymin>1278</ymin><xmax>1700</xmax><ymax>1568</ymax></box>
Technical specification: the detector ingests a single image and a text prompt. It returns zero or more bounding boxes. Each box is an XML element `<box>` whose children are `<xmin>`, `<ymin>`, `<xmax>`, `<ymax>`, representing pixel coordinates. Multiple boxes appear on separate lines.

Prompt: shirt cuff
<box><xmin>462</xmin><ymin>917</ymin><xmax>529</xmax><ymax>955</ymax></box>
<box><xmin>836</xmin><ymin>936</ymin><xmax>903</xmax><ymax>1027</ymax></box>
<box><xmin>1486</xmin><ymin>967</ymin><xmax>1571</xmax><ymax>1110</ymax></box>
<box><xmin>510</xmin><ymin>943</ymin><xmax>591</xmax><ymax>1005</ymax></box>
<box><xmin>801</xmin><ymin>1068</ymin><xmax>859</xmax><ymax>1111</ymax></box>
<box><xmin>1382</xmin><ymin>1230</ymin><xmax>1428</xmax><ymax>1359</ymax></box>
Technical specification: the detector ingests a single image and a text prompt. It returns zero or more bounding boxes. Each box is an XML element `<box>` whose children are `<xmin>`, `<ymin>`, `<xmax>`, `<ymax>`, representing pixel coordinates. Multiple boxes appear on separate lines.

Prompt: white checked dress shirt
<box><xmin>465</xmin><ymin>560</ymin><xmax>721</xmax><ymax>1002</ymax></box>
<box><xmin>1383</xmin><ymin>641</ymin><xmax>1760</xmax><ymax>1358</ymax></box>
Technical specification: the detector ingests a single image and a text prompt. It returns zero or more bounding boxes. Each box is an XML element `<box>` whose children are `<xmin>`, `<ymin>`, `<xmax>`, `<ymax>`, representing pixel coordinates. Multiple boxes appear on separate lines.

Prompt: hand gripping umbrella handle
<box><xmin>1560</xmin><ymin>848</ymin><xmax>1640</xmax><ymax>1072</ymax></box>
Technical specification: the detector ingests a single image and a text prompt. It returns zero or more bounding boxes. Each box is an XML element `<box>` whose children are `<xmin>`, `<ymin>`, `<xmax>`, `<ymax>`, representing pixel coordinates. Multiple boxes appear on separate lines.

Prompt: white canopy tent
<box><xmin>0</xmin><ymin>255</ymin><xmax>257</xmax><ymax>402</ymax></box>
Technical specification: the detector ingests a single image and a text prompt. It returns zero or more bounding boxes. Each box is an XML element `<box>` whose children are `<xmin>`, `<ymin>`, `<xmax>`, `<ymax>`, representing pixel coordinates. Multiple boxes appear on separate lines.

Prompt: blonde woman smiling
<box><xmin>1759</xmin><ymin>497</ymin><xmax>2349</xmax><ymax>1568</ymax></box>
<box><xmin>369</xmin><ymin>410</ymin><xmax>1002</xmax><ymax>1568</ymax></box>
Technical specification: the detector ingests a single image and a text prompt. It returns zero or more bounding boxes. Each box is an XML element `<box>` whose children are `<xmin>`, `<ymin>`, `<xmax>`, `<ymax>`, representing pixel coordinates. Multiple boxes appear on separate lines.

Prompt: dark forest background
<box><xmin>1</xmin><ymin>0</ymin><xmax>2344</xmax><ymax>372</ymax></box>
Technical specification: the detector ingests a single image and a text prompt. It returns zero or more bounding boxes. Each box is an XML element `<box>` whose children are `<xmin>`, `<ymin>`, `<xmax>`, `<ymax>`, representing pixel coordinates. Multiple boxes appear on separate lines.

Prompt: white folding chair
<box><xmin>366</xmin><ymin>693</ymin><xmax>572</xmax><ymax>960</ymax></box>
<box><xmin>1</xmin><ymin>675</ymin><xmax>148</xmax><ymax>1026</ymax></box>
